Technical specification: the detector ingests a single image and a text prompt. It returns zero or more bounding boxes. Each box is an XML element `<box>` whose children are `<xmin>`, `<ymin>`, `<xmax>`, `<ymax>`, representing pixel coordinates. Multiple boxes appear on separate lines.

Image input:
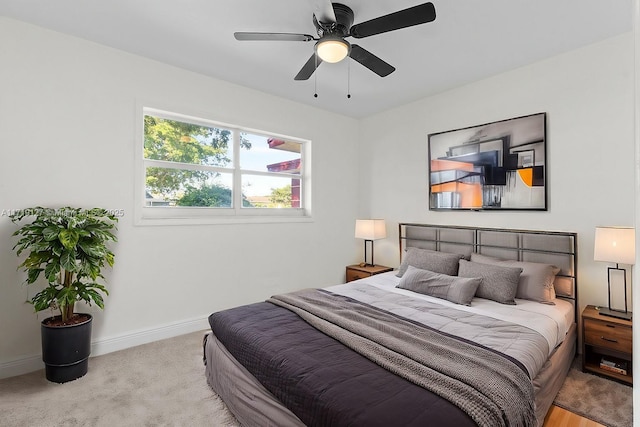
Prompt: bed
<box><xmin>203</xmin><ymin>224</ymin><xmax>578</xmax><ymax>427</ymax></box>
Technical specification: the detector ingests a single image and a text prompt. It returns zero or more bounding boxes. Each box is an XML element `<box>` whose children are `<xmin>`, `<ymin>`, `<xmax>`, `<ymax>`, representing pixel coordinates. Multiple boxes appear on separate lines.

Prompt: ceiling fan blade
<box><xmin>313</xmin><ymin>0</ymin><xmax>337</xmax><ymax>25</ymax></box>
<box><xmin>234</xmin><ymin>32</ymin><xmax>315</xmax><ymax>42</ymax></box>
<box><xmin>349</xmin><ymin>45</ymin><xmax>395</xmax><ymax>77</ymax></box>
<box><xmin>294</xmin><ymin>54</ymin><xmax>323</xmax><ymax>80</ymax></box>
<box><xmin>349</xmin><ymin>2</ymin><xmax>436</xmax><ymax>39</ymax></box>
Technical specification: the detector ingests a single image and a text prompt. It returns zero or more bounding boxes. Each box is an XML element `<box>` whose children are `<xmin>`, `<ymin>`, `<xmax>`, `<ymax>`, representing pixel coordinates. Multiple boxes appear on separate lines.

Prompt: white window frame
<box><xmin>134</xmin><ymin>107</ymin><xmax>312</xmax><ymax>226</ymax></box>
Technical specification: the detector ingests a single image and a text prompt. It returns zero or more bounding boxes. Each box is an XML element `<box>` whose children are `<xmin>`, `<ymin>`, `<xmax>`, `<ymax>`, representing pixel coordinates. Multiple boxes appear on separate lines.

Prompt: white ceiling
<box><xmin>0</xmin><ymin>1</ymin><xmax>633</xmax><ymax>118</ymax></box>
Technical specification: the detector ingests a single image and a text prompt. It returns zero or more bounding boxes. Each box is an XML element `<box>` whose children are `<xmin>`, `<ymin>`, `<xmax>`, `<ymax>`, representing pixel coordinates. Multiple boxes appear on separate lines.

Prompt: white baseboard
<box><xmin>90</xmin><ymin>315</ymin><xmax>209</xmax><ymax>356</ymax></box>
<box><xmin>0</xmin><ymin>315</ymin><xmax>210</xmax><ymax>380</ymax></box>
<box><xmin>0</xmin><ymin>355</ymin><xmax>44</xmax><ymax>380</ymax></box>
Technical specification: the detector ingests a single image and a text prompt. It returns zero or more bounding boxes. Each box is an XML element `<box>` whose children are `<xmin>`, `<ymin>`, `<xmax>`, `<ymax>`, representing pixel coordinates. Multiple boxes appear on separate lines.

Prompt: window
<box><xmin>136</xmin><ymin>108</ymin><xmax>310</xmax><ymax>224</ymax></box>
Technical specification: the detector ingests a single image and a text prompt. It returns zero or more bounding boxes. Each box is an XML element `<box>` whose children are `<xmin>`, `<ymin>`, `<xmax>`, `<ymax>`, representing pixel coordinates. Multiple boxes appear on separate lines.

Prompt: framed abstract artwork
<box><xmin>428</xmin><ymin>113</ymin><xmax>547</xmax><ymax>211</ymax></box>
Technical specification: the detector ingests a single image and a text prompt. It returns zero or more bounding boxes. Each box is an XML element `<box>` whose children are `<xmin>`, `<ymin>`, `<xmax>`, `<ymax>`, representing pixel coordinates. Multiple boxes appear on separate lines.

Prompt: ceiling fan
<box><xmin>234</xmin><ymin>1</ymin><xmax>436</xmax><ymax>81</ymax></box>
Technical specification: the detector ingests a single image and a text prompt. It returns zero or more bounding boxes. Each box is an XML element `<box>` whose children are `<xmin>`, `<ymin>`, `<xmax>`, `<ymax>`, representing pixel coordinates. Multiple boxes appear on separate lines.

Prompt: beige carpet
<box><xmin>0</xmin><ymin>332</ymin><xmax>633</xmax><ymax>427</ymax></box>
<box><xmin>553</xmin><ymin>359</ymin><xmax>633</xmax><ymax>427</ymax></box>
<box><xmin>0</xmin><ymin>331</ymin><xmax>239</xmax><ymax>427</ymax></box>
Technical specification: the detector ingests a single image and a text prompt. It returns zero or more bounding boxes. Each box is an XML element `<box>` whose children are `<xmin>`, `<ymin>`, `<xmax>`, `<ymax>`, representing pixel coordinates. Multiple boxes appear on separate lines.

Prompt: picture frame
<box><xmin>428</xmin><ymin>112</ymin><xmax>547</xmax><ymax>211</ymax></box>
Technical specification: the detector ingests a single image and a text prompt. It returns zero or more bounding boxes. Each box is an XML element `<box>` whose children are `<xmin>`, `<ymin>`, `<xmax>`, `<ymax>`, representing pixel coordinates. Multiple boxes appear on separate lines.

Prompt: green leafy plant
<box><xmin>10</xmin><ymin>207</ymin><xmax>118</xmax><ymax>323</ymax></box>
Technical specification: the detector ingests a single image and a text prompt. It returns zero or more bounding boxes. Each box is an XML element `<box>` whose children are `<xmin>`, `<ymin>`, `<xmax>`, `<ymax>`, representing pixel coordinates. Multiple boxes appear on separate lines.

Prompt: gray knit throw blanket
<box><xmin>268</xmin><ymin>289</ymin><xmax>536</xmax><ymax>427</ymax></box>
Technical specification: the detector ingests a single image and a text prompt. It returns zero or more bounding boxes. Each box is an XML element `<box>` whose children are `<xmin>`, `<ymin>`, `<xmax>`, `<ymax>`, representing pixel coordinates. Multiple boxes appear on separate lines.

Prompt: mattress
<box><xmin>204</xmin><ymin>273</ymin><xmax>576</xmax><ymax>427</ymax></box>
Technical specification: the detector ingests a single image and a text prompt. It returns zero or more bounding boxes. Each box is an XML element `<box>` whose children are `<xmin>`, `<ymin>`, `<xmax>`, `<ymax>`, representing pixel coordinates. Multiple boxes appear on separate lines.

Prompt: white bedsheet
<box><xmin>326</xmin><ymin>271</ymin><xmax>574</xmax><ymax>356</ymax></box>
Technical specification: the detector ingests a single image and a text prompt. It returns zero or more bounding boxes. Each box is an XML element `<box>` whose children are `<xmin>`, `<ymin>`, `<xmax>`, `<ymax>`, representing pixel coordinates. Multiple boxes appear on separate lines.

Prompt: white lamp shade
<box><xmin>594</xmin><ymin>226</ymin><xmax>635</xmax><ymax>265</ymax></box>
<box><xmin>316</xmin><ymin>38</ymin><xmax>350</xmax><ymax>63</ymax></box>
<box><xmin>355</xmin><ymin>219</ymin><xmax>386</xmax><ymax>240</ymax></box>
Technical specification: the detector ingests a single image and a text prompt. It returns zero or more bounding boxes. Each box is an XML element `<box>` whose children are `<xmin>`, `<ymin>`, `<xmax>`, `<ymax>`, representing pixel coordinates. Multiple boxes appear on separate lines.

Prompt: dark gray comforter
<box><xmin>269</xmin><ymin>289</ymin><xmax>536</xmax><ymax>427</ymax></box>
<box><xmin>209</xmin><ymin>299</ymin><xmax>477</xmax><ymax>426</ymax></box>
<box><xmin>209</xmin><ymin>286</ymin><xmax>544</xmax><ymax>426</ymax></box>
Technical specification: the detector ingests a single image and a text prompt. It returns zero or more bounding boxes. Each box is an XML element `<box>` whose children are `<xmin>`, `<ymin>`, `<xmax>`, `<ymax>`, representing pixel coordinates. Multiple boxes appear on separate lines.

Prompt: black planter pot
<box><xmin>41</xmin><ymin>313</ymin><xmax>92</xmax><ymax>383</ymax></box>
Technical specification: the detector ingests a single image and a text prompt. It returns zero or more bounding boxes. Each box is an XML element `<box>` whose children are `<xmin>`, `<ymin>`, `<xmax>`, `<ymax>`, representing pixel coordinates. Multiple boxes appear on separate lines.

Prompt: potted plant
<box><xmin>9</xmin><ymin>207</ymin><xmax>118</xmax><ymax>383</ymax></box>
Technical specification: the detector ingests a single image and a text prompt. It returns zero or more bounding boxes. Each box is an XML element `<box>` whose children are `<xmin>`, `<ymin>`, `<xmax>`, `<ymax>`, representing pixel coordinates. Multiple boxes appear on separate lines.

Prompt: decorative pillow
<box><xmin>396</xmin><ymin>266</ymin><xmax>482</xmax><ymax>306</ymax></box>
<box><xmin>396</xmin><ymin>247</ymin><xmax>465</xmax><ymax>278</ymax></box>
<box><xmin>470</xmin><ymin>253</ymin><xmax>560</xmax><ymax>304</ymax></box>
<box><xmin>458</xmin><ymin>259</ymin><xmax>522</xmax><ymax>305</ymax></box>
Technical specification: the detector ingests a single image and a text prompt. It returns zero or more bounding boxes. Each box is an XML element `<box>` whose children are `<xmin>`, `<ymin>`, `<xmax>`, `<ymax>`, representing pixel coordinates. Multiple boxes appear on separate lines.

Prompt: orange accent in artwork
<box><xmin>518</xmin><ymin>168</ymin><xmax>533</xmax><ymax>187</ymax></box>
<box><xmin>431</xmin><ymin>159</ymin><xmax>475</xmax><ymax>172</ymax></box>
<box><xmin>431</xmin><ymin>159</ymin><xmax>482</xmax><ymax>208</ymax></box>
<box><xmin>431</xmin><ymin>183</ymin><xmax>482</xmax><ymax>208</ymax></box>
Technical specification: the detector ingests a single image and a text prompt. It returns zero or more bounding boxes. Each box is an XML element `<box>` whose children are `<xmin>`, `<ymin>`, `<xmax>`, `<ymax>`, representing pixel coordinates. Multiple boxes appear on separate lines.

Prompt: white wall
<box><xmin>360</xmin><ymin>33</ymin><xmax>635</xmax><ymax>319</ymax></box>
<box><xmin>0</xmin><ymin>18</ymin><xmax>361</xmax><ymax>376</ymax></box>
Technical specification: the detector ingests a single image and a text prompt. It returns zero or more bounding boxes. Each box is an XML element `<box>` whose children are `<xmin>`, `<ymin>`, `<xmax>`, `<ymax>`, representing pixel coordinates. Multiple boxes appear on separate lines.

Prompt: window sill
<box><xmin>133</xmin><ymin>208</ymin><xmax>313</xmax><ymax>226</ymax></box>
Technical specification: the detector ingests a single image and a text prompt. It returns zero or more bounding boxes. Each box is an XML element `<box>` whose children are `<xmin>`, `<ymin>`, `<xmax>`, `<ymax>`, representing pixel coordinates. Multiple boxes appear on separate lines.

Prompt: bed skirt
<box><xmin>204</xmin><ymin>332</ymin><xmax>304</xmax><ymax>426</ymax></box>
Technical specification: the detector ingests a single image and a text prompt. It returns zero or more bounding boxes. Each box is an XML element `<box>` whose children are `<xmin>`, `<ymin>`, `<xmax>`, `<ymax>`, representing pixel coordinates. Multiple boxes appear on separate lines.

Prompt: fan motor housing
<box><xmin>314</xmin><ymin>3</ymin><xmax>354</xmax><ymax>37</ymax></box>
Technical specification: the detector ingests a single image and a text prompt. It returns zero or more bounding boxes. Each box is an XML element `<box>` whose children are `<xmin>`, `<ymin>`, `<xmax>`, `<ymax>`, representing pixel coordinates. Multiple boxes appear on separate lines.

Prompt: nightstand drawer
<box><xmin>584</xmin><ymin>318</ymin><xmax>632</xmax><ymax>354</ymax></box>
<box><xmin>346</xmin><ymin>269</ymin><xmax>371</xmax><ymax>282</ymax></box>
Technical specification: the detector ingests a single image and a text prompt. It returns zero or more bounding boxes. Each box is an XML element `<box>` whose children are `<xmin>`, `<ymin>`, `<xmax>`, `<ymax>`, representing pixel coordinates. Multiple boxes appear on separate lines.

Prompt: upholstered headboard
<box><xmin>399</xmin><ymin>223</ymin><xmax>578</xmax><ymax>320</ymax></box>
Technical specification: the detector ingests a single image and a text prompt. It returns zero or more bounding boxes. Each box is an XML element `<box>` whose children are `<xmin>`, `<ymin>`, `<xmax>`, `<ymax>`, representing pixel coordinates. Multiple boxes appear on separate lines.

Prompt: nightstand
<box><xmin>346</xmin><ymin>264</ymin><xmax>393</xmax><ymax>283</ymax></box>
<box><xmin>582</xmin><ymin>305</ymin><xmax>632</xmax><ymax>385</ymax></box>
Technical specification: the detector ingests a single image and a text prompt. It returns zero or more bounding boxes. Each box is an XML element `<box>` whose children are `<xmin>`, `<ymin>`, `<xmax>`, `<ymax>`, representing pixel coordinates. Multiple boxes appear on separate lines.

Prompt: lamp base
<box><xmin>598</xmin><ymin>307</ymin><xmax>632</xmax><ymax>321</ymax></box>
<box><xmin>358</xmin><ymin>262</ymin><xmax>375</xmax><ymax>268</ymax></box>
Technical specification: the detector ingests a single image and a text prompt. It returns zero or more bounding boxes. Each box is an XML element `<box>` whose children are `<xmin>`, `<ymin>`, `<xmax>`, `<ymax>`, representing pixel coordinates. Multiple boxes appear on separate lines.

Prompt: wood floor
<box><xmin>543</xmin><ymin>405</ymin><xmax>604</xmax><ymax>427</ymax></box>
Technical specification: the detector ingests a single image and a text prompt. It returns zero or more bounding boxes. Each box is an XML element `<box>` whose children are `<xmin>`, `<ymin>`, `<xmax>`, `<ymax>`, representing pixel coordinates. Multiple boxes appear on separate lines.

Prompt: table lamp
<box><xmin>355</xmin><ymin>219</ymin><xmax>386</xmax><ymax>267</ymax></box>
<box><xmin>594</xmin><ymin>226</ymin><xmax>635</xmax><ymax>320</ymax></box>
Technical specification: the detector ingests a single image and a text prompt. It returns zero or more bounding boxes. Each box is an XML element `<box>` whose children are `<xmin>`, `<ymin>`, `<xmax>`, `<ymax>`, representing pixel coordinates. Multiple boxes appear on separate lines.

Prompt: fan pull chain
<box><xmin>314</xmin><ymin>54</ymin><xmax>318</xmax><ymax>98</ymax></box>
<box><xmin>347</xmin><ymin>59</ymin><xmax>351</xmax><ymax>99</ymax></box>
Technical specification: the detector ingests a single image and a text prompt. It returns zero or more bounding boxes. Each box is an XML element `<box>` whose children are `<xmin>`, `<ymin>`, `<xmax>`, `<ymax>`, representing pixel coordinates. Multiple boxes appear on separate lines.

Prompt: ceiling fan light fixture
<box><xmin>315</xmin><ymin>37</ymin><xmax>350</xmax><ymax>63</ymax></box>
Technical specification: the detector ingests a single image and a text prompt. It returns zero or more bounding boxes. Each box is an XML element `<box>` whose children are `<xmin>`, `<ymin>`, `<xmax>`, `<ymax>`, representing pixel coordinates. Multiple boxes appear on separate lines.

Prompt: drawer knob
<box><xmin>601</xmin><ymin>336</ymin><xmax>618</xmax><ymax>343</ymax></box>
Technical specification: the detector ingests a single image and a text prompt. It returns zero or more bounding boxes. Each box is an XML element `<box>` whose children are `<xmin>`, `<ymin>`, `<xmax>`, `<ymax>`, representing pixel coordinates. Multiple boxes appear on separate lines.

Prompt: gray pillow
<box><xmin>396</xmin><ymin>266</ymin><xmax>482</xmax><ymax>306</ymax></box>
<box><xmin>396</xmin><ymin>247</ymin><xmax>465</xmax><ymax>278</ymax></box>
<box><xmin>458</xmin><ymin>259</ymin><xmax>522</xmax><ymax>305</ymax></box>
<box><xmin>470</xmin><ymin>253</ymin><xmax>560</xmax><ymax>304</ymax></box>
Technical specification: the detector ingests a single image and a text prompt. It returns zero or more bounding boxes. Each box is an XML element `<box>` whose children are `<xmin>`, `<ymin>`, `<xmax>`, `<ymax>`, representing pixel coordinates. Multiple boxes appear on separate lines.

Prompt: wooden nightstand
<box><xmin>582</xmin><ymin>305</ymin><xmax>632</xmax><ymax>385</ymax></box>
<box><xmin>346</xmin><ymin>264</ymin><xmax>393</xmax><ymax>282</ymax></box>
